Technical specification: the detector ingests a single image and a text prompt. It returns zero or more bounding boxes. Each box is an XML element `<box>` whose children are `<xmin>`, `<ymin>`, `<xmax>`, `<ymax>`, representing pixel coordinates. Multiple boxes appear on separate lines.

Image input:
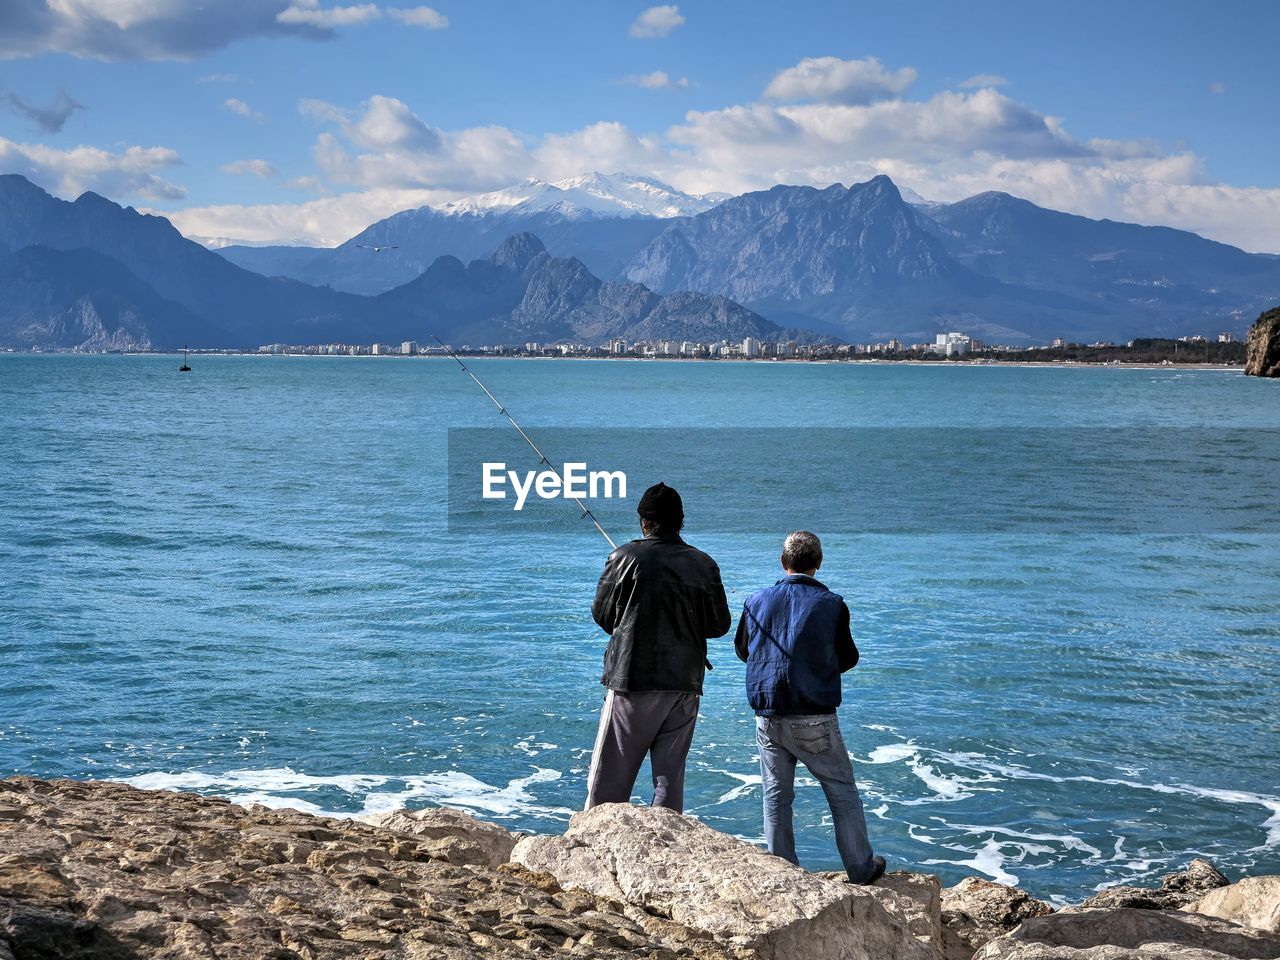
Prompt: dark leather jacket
<box><xmin>592</xmin><ymin>533</ymin><xmax>731</xmax><ymax>694</ymax></box>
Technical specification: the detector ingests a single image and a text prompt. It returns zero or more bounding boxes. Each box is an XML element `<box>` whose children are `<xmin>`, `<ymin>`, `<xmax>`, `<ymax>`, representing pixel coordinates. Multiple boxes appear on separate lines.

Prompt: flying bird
<box><xmin>357</xmin><ymin>244</ymin><xmax>399</xmax><ymax>253</ymax></box>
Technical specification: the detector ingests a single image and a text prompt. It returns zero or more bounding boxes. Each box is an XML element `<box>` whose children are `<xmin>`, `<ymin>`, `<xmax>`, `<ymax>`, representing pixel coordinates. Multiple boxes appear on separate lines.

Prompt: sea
<box><xmin>2</xmin><ymin>353</ymin><xmax>1278</xmax><ymax>904</ymax></box>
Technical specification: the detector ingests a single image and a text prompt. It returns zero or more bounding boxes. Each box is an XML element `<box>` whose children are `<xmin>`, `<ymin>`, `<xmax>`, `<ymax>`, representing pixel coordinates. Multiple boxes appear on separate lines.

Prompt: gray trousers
<box><xmin>584</xmin><ymin>690</ymin><xmax>699</xmax><ymax>813</ymax></box>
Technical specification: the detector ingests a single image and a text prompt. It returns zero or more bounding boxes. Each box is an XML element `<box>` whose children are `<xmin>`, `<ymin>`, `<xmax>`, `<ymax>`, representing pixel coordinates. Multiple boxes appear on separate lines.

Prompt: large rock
<box><xmin>511</xmin><ymin>802</ymin><xmax>935</xmax><ymax>960</ymax></box>
<box><xmin>0</xmin><ymin>776</ymin><xmax>739</xmax><ymax>960</ymax></box>
<box><xmin>1185</xmin><ymin>876</ymin><xmax>1280</xmax><ymax>934</ymax></box>
<box><xmin>1245</xmin><ymin>306</ymin><xmax>1280</xmax><ymax>377</ymax></box>
<box><xmin>1082</xmin><ymin>859</ymin><xmax>1230</xmax><ymax>911</ymax></box>
<box><xmin>972</xmin><ymin>907</ymin><xmax>1280</xmax><ymax>959</ymax></box>
<box><xmin>821</xmin><ymin>869</ymin><xmax>947</xmax><ymax>958</ymax></box>
<box><xmin>941</xmin><ymin>876</ymin><xmax>1054</xmax><ymax>958</ymax></box>
<box><xmin>357</xmin><ymin>806</ymin><xmax>519</xmax><ymax>868</ymax></box>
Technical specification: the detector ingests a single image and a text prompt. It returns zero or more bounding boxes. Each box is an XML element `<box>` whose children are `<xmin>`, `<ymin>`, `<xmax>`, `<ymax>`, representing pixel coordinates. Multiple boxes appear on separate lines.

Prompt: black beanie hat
<box><xmin>637</xmin><ymin>482</ymin><xmax>683</xmax><ymax>524</ymax></box>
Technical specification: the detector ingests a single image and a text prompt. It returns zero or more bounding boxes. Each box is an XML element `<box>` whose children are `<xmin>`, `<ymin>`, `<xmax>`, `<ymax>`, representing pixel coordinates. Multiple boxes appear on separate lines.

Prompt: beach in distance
<box><xmin>4</xmin><ymin>354</ymin><xmax>1279</xmax><ymax>905</ymax></box>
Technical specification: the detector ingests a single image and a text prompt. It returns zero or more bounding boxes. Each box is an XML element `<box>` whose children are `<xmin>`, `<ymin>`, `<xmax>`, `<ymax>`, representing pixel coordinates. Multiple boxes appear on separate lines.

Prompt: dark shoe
<box><xmin>847</xmin><ymin>855</ymin><xmax>886</xmax><ymax>886</ymax></box>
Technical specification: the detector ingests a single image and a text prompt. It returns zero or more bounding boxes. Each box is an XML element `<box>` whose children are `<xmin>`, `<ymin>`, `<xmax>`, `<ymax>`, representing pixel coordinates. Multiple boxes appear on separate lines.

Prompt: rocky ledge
<box><xmin>1245</xmin><ymin>306</ymin><xmax>1280</xmax><ymax>377</ymax></box>
<box><xmin>2</xmin><ymin>777</ymin><xmax>1279</xmax><ymax>960</ymax></box>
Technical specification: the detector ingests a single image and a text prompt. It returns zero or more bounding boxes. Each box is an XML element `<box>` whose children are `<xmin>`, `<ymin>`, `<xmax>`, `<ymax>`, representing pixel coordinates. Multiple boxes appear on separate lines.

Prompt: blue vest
<box><xmin>738</xmin><ymin>575</ymin><xmax>852</xmax><ymax>716</ymax></box>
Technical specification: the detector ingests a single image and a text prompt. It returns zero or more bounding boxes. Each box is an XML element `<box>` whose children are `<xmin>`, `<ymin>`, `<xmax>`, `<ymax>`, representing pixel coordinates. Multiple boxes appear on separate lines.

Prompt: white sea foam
<box><xmin>855</xmin><ymin>738</ymin><xmax>1280</xmax><ymax>892</ymax></box>
<box><xmin>513</xmin><ymin>736</ymin><xmax>558</xmax><ymax>757</ymax></box>
<box><xmin>120</xmin><ymin>765</ymin><xmax>572</xmax><ymax>821</ymax></box>
<box><xmin>949</xmin><ymin>757</ymin><xmax>1280</xmax><ymax>851</ymax></box>
<box><xmin>865</xmin><ymin>743</ymin><xmax>918</xmax><ymax>764</ymax></box>
<box><xmin>705</xmin><ymin>769</ymin><xmax>761</xmax><ymax>805</ymax></box>
<box><xmin>933</xmin><ymin>819</ymin><xmax>1104</xmax><ymax>861</ymax></box>
<box><xmin>923</xmin><ymin>838</ymin><xmax>1020</xmax><ymax>886</ymax></box>
<box><xmin>905</xmin><ymin>758</ymin><xmax>975</xmax><ymax>802</ymax></box>
<box><xmin>865</xmin><ymin>742</ymin><xmax>999</xmax><ymax>804</ymax></box>
<box><xmin>123</xmin><ymin>768</ymin><xmax>388</xmax><ymax>795</ymax></box>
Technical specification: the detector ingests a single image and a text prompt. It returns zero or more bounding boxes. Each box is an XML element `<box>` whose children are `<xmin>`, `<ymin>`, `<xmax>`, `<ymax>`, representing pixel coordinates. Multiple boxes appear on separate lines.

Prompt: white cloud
<box><xmin>764</xmin><ymin>56</ymin><xmax>917</xmax><ymax>105</ymax></box>
<box><xmin>146</xmin><ymin>64</ymin><xmax>1280</xmax><ymax>253</ymax></box>
<box><xmin>620</xmin><ymin>70</ymin><xmax>689</xmax><ymax>91</ymax></box>
<box><xmin>534</xmin><ymin>122</ymin><xmax>666</xmax><ymax>180</ymax></box>
<box><xmin>285</xmin><ymin>174</ymin><xmax>324</xmax><ymax>191</ymax></box>
<box><xmin>197</xmin><ymin>72</ymin><xmax>239</xmax><ymax>83</ymax></box>
<box><xmin>959</xmin><ymin>73</ymin><xmax>1010</xmax><ymax>89</ymax></box>
<box><xmin>1209</xmin><ymin>81</ymin><xmax>1227</xmax><ymax>95</ymax></box>
<box><xmin>224</xmin><ymin>97</ymin><xmax>265</xmax><ymax>123</ymax></box>
<box><xmin>667</xmin><ymin>88</ymin><xmax>1087</xmax><ymax>195</ymax></box>
<box><xmin>161</xmin><ymin>186</ymin><xmax>454</xmax><ymax>247</ymax></box>
<box><xmin>629</xmin><ymin>5</ymin><xmax>683</xmax><ymax>39</ymax></box>
<box><xmin>0</xmin><ymin>0</ymin><xmax>335</xmax><ymax>61</ymax></box>
<box><xmin>347</xmin><ymin>94</ymin><xmax>438</xmax><ymax>149</ymax></box>
<box><xmin>0</xmin><ymin>136</ymin><xmax>185</xmax><ymax>200</ymax></box>
<box><xmin>1088</xmin><ymin>137</ymin><xmax>1163</xmax><ymax>160</ymax></box>
<box><xmin>221</xmin><ymin>158</ymin><xmax>277</xmax><ymax>178</ymax></box>
<box><xmin>387</xmin><ymin>6</ymin><xmax>447</xmax><ymax>28</ymax></box>
<box><xmin>302</xmin><ymin>94</ymin><xmax>440</xmax><ymax>150</ymax></box>
<box><xmin>303</xmin><ymin>96</ymin><xmax>531</xmax><ymax>191</ymax></box>
<box><xmin>276</xmin><ymin>0</ymin><xmax>380</xmax><ymax>28</ymax></box>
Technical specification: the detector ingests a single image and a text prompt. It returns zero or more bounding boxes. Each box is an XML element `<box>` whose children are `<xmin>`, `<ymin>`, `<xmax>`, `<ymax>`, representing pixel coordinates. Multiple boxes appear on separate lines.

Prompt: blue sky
<box><xmin>2</xmin><ymin>0</ymin><xmax>1277</xmax><ymax>250</ymax></box>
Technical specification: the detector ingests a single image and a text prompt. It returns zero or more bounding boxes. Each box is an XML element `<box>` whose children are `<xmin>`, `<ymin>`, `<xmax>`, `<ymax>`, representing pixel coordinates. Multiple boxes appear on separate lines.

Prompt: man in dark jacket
<box><xmin>586</xmin><ymin>482</ymin><xmax>731</xmax><ymax>813</ymax></box>
<box><xmin>734</xmin><ymin>530</ymin><xmax>885</xmax><ymax>885</ymax></box>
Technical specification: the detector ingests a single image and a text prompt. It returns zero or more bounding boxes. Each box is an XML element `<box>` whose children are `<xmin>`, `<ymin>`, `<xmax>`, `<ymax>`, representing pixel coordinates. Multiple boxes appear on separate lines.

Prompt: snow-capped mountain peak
<box><xmin>898</xmin><ymin>185</ymin><xmax>941</xmax><ymax>207</ymax></box>
<box><xmin>436</xmin><ymin>173</ymin><xmax>721</xmax><ymax>220</ymax></box>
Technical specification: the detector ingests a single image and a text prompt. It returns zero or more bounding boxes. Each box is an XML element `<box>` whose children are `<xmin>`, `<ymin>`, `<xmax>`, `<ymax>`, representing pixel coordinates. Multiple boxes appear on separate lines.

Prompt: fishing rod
<box><xmin>432</xmin><ymin>336</ymin><xmax>618</xmax><ymax>550</ymax></box>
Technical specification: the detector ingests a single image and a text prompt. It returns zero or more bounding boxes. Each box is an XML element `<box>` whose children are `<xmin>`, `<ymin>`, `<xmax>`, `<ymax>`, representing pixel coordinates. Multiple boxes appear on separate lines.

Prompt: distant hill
<box><xmin>623</xmin><ymin>176</ymin><xmax>1098</xmax><ymax>343</ymax></box>
<box><xmin>0</xmin><ymin>176</ymin><xmax>772</xmax><ymax>350</ymax></box>
<box><xmin>8</xmin><ymin>170</ymin><xmax>1278</xmax><ymax>349</ymax></box>
<box><xmin>0</xmin><ymin>245</ymin><xmax>224</xmax><ymax>350</ymax></box>
<box><xmin>218</xmin><ymin>173</ymin><xmax>720</xmax><ymax>295</ymax></box>
<box><xmin>375</xmin><ymin>233</ymin><xmax>777</xmax><ymax>346</ymax></box>
<box><xmin>621</xmin><ymin>176</ymin><xmax>1280</xmax><ymax>343</ymax></box>
<box><xmin>0</xmin><ymin>173</ymin><xmax>366</xmax><ymax>346</ymax></box>
<box><xmin>211</xmin><ymin>171</ymin><xmax>1280</xmax><ymax>344</ymax></box>
<box><xmin>920</xmin><ymin>191</ymin><xmax>1280</xmax><ymax>334</ymax></box>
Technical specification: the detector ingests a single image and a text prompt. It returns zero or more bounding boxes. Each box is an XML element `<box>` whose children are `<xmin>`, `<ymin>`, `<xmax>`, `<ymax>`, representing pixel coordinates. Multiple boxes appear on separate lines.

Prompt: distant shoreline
<box><xmin>6</xmin><ymin>351</ymin><xmax>1242</xmax><ymax>372</ymax></box>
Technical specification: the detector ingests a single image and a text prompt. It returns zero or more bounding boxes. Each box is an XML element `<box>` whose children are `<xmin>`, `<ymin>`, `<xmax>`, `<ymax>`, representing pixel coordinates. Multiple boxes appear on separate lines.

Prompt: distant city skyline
<box><xmin>1</xmin><ymin>0</ymin><xmax>1278</xmax><ymax>251</ymax></box>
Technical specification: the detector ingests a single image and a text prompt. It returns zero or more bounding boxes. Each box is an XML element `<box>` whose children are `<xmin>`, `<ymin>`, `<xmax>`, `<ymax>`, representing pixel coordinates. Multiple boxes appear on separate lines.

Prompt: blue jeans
<box><xmin>755</xmin><ymin>713</ymin><xmax>877</xmax><ymax>883</ymax></box>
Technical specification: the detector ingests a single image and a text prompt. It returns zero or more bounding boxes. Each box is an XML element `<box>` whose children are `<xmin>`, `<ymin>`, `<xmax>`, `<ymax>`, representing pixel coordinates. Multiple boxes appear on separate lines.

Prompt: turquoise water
<box><xmin>2</xmin><ymin>354</ymin><xmax>1279</xmax><ymax>903</ymax></box>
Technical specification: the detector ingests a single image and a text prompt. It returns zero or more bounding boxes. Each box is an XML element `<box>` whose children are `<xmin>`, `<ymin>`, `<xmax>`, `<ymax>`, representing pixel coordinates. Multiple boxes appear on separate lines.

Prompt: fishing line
<box><xmin>433</xmin><ymin>335</ymin><xmax>618</xmax><ymax>550</ymax></box>
<box><xmin>437</xmin><ymin>337</ymin><xmax>733</xmax><ymax>674</ymax></box>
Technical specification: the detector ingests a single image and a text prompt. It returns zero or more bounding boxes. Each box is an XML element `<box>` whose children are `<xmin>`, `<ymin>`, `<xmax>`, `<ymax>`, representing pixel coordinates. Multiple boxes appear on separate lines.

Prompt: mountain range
<box><xmin>217</xmin><ymin>172</ymin><xmax>1280</xmax><ymax>345</ymax></box>
<box><xmin>0</xmin><ymin>174</ymin><xmax>768</xmax><ymax>351</ymax></box>
<box><xmin>2</xmin><ymin>169</ymin><xmax>1278</xmax><ymax>350</ymax></box>
<box><xmin>373</xmin><ymin>232</ymin><xmax>773</xmax><ymax>346</ymax></box>
<box><xmin>218</xmin><ymin>173</ymin><xmax>720</xmax><ymax>295</ymax></box>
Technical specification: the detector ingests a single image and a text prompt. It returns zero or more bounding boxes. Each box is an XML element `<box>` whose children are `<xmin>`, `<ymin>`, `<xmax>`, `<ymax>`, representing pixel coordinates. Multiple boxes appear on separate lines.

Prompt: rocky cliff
<box><xmin>2</xmin><ymin>777</ymin><xmax>1278</xmax><ymax>960</ymax></box>
<box><xmin>376</xmin><ymin>232</ymin><xmax>777</xmax><ymax>346</ymax></box>
<box><xmin>1245</xmin><ymin>306</ymin><xmax>1280</xmax><ymax>377</ymax></box>
<box><xmin>0</xmin><ymin>245</ymin><xmax>224</xmax><ymax>351</ymax></box>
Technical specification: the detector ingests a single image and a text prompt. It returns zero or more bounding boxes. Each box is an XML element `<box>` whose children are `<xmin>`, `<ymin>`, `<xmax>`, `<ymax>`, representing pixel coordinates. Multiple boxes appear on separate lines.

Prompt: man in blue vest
<box><xmin>734</xmin><ymin>530</ymin><xmax>885</xmax><ymax>885</ymax></box>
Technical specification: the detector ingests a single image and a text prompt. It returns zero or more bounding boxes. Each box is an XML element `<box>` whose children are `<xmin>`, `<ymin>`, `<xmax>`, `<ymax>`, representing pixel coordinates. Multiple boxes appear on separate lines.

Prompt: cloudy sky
<box><xmin>2</xmin><ymin>0</ymin><xmax>1277</xmax><ymax>250</ymax></box>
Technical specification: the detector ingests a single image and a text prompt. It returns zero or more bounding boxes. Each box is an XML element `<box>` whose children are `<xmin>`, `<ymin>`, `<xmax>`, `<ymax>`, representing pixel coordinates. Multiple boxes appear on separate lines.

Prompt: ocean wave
<box><xmin>854</xmin><ymin>738</ymin><xmax>1280</xmax><ymax>890</ymax></box>
<box><xmin>121</xmin><ymin>765</ymin><xmax>573</xmax><ymax>822</ymax></box>
<box><xmin>949</xmin><ymin>755</ymin><xmax>1280</xmax><ymax>852</ymax></box>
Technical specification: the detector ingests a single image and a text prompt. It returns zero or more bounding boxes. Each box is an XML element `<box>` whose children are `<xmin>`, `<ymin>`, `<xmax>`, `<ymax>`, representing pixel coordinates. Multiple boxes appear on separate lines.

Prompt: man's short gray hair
<box><xmin>781</xmin><ymin>530</ymin><xmax>823</xmax><ymax>572</ymax></box>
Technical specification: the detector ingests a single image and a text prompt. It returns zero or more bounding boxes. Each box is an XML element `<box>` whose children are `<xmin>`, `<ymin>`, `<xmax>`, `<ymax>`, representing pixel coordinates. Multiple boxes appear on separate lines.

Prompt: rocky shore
<box><xmin>1245</xmin><ymin>306</ymin><xmax>1280</xmax><ymax>377</ymax></box>
<box><xmin>2</xmin><ymin>777</ymin><xmax>1278</xmax><ymax>959</ymax></box>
